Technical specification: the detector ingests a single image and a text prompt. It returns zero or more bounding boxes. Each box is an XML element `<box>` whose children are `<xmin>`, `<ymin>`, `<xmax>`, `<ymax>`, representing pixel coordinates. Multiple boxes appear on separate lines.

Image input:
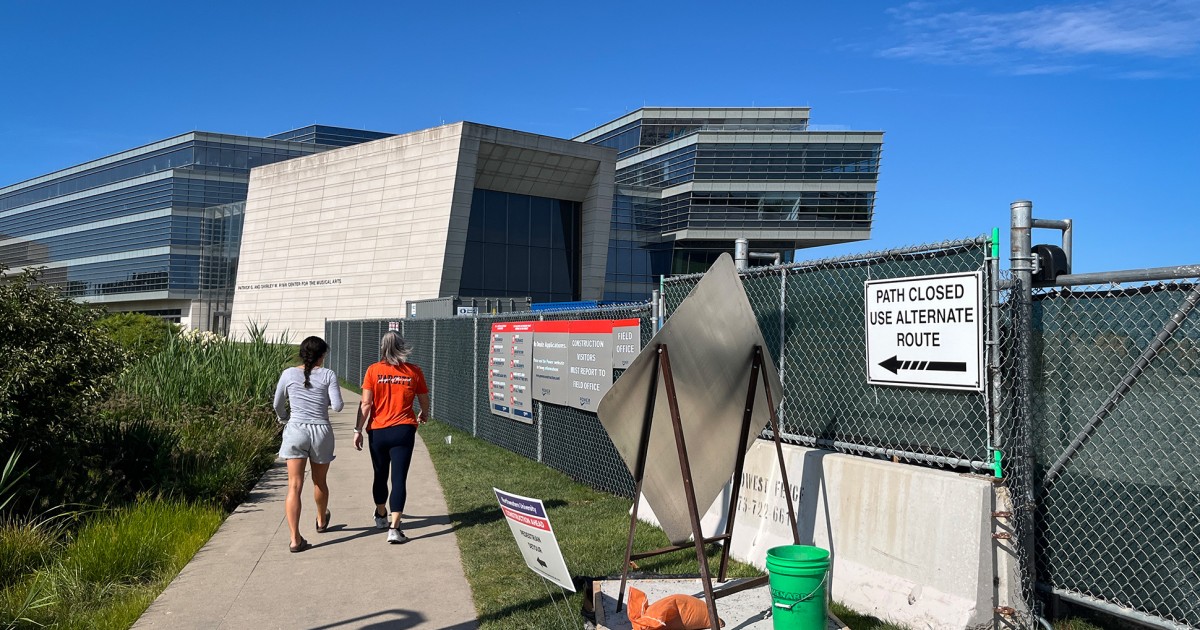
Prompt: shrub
<box><xmin>0</xmin><ymin>268</ymin><xmax>126</xmax><ymax>510</ymax></box>
<box><xmin>95</xmin><ymin>313</ymin><xmax>176</xmax><ymax>359</ymax></box>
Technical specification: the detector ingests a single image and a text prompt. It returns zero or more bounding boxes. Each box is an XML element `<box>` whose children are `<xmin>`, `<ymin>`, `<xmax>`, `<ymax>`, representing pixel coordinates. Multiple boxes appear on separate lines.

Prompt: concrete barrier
<box><xmin>636</xmin><ymin>441</ymin><xmax>1024</xmax><ymax>629</ymax></box>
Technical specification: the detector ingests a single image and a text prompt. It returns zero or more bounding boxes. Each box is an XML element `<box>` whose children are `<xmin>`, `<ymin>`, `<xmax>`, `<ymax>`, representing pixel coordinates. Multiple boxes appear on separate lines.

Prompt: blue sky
<box><xmin>1</xmin><ymin>0</ymin><xmax>1197</xmax><ymax>274</ymax></box>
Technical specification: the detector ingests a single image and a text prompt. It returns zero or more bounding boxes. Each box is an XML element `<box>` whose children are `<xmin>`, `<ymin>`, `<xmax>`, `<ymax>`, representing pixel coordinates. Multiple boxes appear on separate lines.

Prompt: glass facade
<box><xmin>267</xmin><ymin>125</ymin><xmax>393</xmax><ymax>147</ymax></box>
<box><xmin>459</xmin><ymin>189</ymin><xmax>581</xmax><ymax>303</ymax></box>
<box><xmin>0</xmin><ymin>126</ymin><xmax>389</xmax><ymax>326</ymax></box>
<box><xmin>578</xmin><ymin>108</ymin><xmax>883</xmax><ymax>302</ymax></box>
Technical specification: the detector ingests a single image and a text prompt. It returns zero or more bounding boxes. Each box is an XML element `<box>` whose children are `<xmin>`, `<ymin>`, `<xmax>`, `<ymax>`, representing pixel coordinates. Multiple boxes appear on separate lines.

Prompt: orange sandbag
<box><xmin>627</xmin><ymin>587</ymin><xmax>720</xmax><ymax>630</ymax></box>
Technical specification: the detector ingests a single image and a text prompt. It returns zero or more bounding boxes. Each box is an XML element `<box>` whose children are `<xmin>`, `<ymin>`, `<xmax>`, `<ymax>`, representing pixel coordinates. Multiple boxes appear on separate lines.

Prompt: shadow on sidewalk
<box><xmin>308</xmin><ymin>609</ymin><xmax>477</xmax><ymax>629</ymax></box>
<box><xmin>401</xmin><ymin>499</ymin><xmax>568</xmax><ymax>541</ymax></box>
<box><xmin>310</xmin><ymin>525</ymin><xmax>387</xmax><ymax>549</ymax></box>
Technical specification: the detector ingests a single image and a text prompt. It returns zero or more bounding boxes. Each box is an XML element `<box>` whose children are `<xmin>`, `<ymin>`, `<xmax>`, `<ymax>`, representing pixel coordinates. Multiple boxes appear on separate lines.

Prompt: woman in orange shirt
<box><xmin>353</xmin><ymin>332</ymin><xmax>430</xmax><ymax>544</ymax></box>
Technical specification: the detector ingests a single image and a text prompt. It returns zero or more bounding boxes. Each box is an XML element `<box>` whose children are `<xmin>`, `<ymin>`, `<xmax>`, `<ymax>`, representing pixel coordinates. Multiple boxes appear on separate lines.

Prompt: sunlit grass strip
<box><xmin>0</xmin><ymin>500</ymin><xmax>222</xmax><ymax>629</ymax></box>
<box><xmin>420</xmin><ymin>420</ymin><xmax>762</xmax><ymax>629</ymax></box>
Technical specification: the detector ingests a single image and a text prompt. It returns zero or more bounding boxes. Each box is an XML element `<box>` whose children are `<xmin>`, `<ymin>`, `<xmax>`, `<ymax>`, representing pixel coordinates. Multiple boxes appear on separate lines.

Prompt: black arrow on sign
<box><xmin>880</xmin><ymin>356</ymin><xmax>967</xmax><ymax>375</ymax></box>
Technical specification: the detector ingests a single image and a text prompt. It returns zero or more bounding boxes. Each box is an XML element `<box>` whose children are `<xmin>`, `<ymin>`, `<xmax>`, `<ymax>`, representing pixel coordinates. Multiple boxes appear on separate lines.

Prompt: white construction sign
<box><xmin>864</xmin><ymin>271</ymin><xmax>984</xmax><ymax>391</ymax></box>
<box><xmin>493</xmin><ymin>488</ymin><xmax>575</xmax><ymax>592</ymax></box>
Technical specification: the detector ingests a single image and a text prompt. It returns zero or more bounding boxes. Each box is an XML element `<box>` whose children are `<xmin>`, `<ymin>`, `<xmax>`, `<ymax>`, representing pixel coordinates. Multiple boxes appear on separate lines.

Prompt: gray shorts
<box><xmin>279</xmin><ymin>422</ymin><xmax>336</xmax><ymax>464</ymax></box>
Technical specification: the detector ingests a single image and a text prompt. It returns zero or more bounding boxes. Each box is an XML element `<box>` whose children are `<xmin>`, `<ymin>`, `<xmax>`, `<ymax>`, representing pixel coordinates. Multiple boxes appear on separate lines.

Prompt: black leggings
<box><xmin>368</xmin><ymin>424</ymin><xmax>417</xmax><ymax>514</ymax></box>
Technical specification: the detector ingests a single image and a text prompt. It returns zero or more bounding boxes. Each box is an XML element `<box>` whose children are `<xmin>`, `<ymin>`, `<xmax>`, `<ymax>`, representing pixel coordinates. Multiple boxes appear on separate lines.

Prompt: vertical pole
<box><xmin>734</xmin><ymin>238</ymin><xmax>749</xmax><ymax>271</ymax></box>
<box><xmin>719</xmin><ymin>347</ymin><xmax>762</xmax><ymax>581</ymax></box>
<box><xmin>659</xmin><ymin>345</ymin><xmax>721</xmax><ymax>630</ymax></box>
<box><xmin>777</xmin><ymin>266</ymin><xmax>788</xmax><ymax>427</ymax></box>
<box><xmin>989</xmin><ymin>228</ymin><xmax>1004</xmax><ymax>460</ymax></box>
<box><xmin>1009</xmin><ymin>200</ymin><xmax>1039</xmax><ymax>608</ymax></box>
<box><xmin>617</xmin><ymin>344</ymin><xmax>661</xmax><ymax>613</ymax></box>
<box><xmin>760</xmin><ymin>362</ymin><xmax>801</xmax><ymax>545</ymax></box>
<box><xmin>472</xmin><ymin>316</ymin><xmax>478</xmax><ymax>436</ymax></box>
<box><xmin>431</xmin><ymin>319</ymin><xmax>437</xmax><ymax>419</ymax></box>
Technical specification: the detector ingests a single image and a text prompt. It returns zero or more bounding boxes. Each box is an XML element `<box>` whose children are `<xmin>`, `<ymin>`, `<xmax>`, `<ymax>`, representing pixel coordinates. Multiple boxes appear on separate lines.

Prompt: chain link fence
<box><xmin>663</xmin><ymin>237</ymin><xmax>999</xmax><ymax>471</ymax></box>
<box><xmin>325</xmin><ymin>303</ymin><xmax>652</xmax><ymax>500</ymax></box>
<box><xmin>1030</xmin><ymin>278</ymin><xmax>1200</xmax><ymax>629</ymax></box>
<box><xmin>324</xmin><ymin>243</ymin><xmax>1197</xmax><ymax>630</ymax></box>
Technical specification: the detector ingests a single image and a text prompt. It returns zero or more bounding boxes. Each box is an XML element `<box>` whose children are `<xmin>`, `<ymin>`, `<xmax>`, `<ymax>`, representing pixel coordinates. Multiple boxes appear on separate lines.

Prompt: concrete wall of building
<box><xmin>230</xmin><ymin>122</ymin><xmax>616</xmax><ymax>340</ymax></box>
<box><xmin>230</xmin><ymin>124</ymin><xmax>467</xmax><ymax>340</ymax></box>
<box><xmin>636</xmin><ymin>441</ymin><xmax>1024</xmax><ymax>629</ymax></box>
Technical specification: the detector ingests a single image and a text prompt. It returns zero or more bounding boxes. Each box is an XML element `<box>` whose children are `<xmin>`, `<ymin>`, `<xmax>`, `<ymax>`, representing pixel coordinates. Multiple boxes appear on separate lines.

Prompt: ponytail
<box><xmin>298</xmin><ymin>336</ymin><xmax>330</xmax><ymax>389</ymax></box>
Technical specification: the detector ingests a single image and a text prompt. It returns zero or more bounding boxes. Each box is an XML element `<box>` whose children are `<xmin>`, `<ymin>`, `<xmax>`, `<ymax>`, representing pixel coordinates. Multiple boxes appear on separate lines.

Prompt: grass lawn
<box><xmin>421</xmin><ymin>418</ymin><xmax>917</xmax><ymax>630</ymax></box>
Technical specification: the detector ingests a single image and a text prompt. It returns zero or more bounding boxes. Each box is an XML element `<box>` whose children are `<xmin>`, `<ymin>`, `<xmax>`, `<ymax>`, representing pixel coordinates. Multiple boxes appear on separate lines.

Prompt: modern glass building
<box><xmin>0</xmin><ymin>126</ymin><xmax>391</xmax><ymax>327</ymax></box>
<box><xmin>574</xmin><ymin>108</ymin><xmax>884</xmax><ymax>301</ymax></box>
<box><xmin>2</xmin><ymin>106</ymin><xmax>884</xmax><ymax>330</ymax></box>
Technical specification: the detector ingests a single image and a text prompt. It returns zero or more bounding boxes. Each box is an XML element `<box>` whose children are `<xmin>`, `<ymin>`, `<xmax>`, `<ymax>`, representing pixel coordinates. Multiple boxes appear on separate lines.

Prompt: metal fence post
<box><xmin>1010</xmin><ymin>199</ymin><xmax>1040</xmax><ymax>616</ymax></box>
<box><xmin>472</xmin><ymin>316</ymin><xmax>478</xmax><ymax>436</ymax></box>
<box><xmin>431</xmin><ymin>319</ymin><xmax>437</xmax><ymax>420</ymax></box>
<box><xmin>777</xmin><ymin>267</ymin><xmax>787</xmax><ymax>427</ymax></box>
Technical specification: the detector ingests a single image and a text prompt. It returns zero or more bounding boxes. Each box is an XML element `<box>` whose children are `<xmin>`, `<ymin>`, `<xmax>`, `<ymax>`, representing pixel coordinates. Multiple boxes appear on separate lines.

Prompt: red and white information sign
<box><xmin>509</xmin><ymin>322</ymin><xmax>535</xmax><ymax>423</ymax></box>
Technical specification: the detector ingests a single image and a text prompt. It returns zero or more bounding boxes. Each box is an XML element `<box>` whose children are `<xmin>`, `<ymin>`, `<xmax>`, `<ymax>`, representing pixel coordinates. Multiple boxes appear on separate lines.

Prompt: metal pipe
<box><xmin>1043</xmin><ymin>283</ymin><xmax>1200</xmax><ymax>487</ymax></box>
<box><xmin>749</xmin><ymin>251</ymin><xmax>782</xmax><ymax>265</ymax></box>
<box><xmin>769</xmin><ymin>431</ymin><xmax>994</xmax><ymax>471</ymax></box>
<box><xmin>1032</xmin><ymin>217</ymin><xmax>1074</xmax><ymax>272</ymax></box>
<box><xmin>734</xmin><ymin>238</ymin><xmax>749</xmax><ymax>271</ymax></box>
<box><xmin>1040</xmin><ymin>585</ymin><xmax>1193</xmax><ymax>630</ymax></box>
<box><xmin>651</xmin><ymin>289</ymin><xmax>661</xmax><ymax>325</ymax></box>
<box><xmin>1054</xmin><ymin>264</ymin><xmax>1200</xmax><ymax>286</ymax></box>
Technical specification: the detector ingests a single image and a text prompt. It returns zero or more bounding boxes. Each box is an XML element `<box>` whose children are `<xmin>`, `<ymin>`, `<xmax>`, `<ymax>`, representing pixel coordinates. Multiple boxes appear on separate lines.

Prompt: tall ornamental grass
<box><xmin>117</xmin><ymin>325</ymin><xmax>294</xmax><ymax>417</ymax></box>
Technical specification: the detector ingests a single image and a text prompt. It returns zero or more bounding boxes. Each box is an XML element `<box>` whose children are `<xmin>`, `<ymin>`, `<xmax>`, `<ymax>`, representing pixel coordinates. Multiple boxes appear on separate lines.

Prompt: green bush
<box><xmin>95</xmin><ymin>313</ymin><xmax>176</xmax><ymax>359</ymax></box>
<box><xmin>0</xmin><ymin>268</ymin><xmax>126</xmax><ymax>511</ymax></box>
<box><xmin>83</xmin><ymin>401</ymin><xmax>279</xmax><ymax>510</ymax></box>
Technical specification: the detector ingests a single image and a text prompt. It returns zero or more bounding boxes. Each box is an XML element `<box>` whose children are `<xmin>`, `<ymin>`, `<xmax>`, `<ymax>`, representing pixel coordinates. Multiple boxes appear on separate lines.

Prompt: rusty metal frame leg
<box><xmin>617</xmin><ymin>343</ymin><xmax>661</xmax><ymax>613</ymax></box>
<box><xmin>719</xmin><ymin>345</ymin><xmax>763</xmax><ymax>581</ymax></box>
<box><xmin>760</xmin><ymin>355</ymin><xmax>801</xmax><ymax>544</ymax></box>
<box><xmin>659</xmin><ymin>344</ymin><xmax>722</xmax><ymax>630</ymax></box>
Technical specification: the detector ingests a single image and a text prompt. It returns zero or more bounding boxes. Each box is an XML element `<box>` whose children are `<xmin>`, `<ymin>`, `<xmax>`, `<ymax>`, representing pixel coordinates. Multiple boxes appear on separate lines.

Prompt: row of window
<box><xmin>40</xmin><ymin>254</ymin><xmax>202</xmax><ymax>298</ymax></box>
<box><xmin>0</xmin><ymin>139</ymin><xmax>320</xmax><ymax>213</ymax></box>
<box><xmin>0</xmin><ymin>216</ymin><xmax>177</xmax><ymax>267</ymax></box>
<box><xmin>458</xmin><ymin>189</ymin><xmax>580</xmax><ymax>302</ymax></box>
<box><xmin>1</xmin><ymin>174</ymin><xmax>248</xmax><ymax>238</ymax></box>
<box><xmin>465</xmin><ymin>189</ymin><xmax>579</xmax><ymax>249</ymax></box>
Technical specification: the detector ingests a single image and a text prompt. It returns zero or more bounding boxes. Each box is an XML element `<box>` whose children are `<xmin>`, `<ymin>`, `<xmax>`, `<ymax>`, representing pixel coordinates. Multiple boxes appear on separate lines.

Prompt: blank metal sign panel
<box><xmin>597</xmin><ymin>254</ymin><xmax>783</xmax><ymax>545</ymax></box>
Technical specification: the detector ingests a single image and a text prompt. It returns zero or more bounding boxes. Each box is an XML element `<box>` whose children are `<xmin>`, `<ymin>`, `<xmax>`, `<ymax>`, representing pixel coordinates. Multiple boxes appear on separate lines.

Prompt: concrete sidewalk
<box><xmin>134</xmin><ymin>389</ymin><xmax>477</xmax><ymax>630</ymax></box>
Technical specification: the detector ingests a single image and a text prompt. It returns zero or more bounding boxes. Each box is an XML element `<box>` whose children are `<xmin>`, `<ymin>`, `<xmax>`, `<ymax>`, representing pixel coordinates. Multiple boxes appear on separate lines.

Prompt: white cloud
<box><xmin>882</xmin><ymin>0</ymin><xmax>1200</xmax><ymax>73</ymax></box>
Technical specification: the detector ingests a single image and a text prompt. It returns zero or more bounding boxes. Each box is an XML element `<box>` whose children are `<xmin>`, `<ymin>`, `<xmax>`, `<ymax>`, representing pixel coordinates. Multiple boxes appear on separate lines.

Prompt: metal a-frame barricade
<box><xmin>616</xmin><ymin>343</ymin><xmax>801</xmax><ymax>630</ymax></box>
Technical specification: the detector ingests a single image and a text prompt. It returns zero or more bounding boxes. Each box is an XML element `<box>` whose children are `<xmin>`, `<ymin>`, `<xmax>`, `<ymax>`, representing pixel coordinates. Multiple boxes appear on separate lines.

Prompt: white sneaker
<box><xmin>374</xmin><ymin>512</ymin><xmax>388</xmax><ymax>529</ymax></box>
<box><xmin>387</xmin><ymin>528</ymin><xmax>409</xmax><ymax>544</ymax></box>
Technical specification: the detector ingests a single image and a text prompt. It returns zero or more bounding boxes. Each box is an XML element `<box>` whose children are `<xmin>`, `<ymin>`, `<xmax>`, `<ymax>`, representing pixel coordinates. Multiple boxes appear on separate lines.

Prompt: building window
<box><xmin>460</xmin><ymin>189</ymin><xmax>580</xmax><ymax>303</ymax></box>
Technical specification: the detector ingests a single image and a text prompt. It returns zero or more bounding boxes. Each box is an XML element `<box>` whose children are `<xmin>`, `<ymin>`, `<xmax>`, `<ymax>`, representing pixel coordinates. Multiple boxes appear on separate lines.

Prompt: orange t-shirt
<box><xmin>362</xmin><ymin>361</ymin><xmax>429</xmax><ymax>430</ymax></box>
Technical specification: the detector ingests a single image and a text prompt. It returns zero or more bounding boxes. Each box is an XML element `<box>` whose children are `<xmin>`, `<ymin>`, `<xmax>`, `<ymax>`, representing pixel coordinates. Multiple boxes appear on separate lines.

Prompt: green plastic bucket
<box><xmin>766</xmin><ymin>545</ymin><xmax>830</xmax><ymax>630</ymax></box>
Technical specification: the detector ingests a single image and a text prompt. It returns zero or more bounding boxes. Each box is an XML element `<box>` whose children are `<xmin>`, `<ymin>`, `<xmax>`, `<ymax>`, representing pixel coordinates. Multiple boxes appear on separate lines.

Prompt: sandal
<box><xmin>316</xmin><ymin>510</ymin><xmax>331</xmax><ymax>533</ymax></box>
<box><xmin>289</xmin><ymin>537</ymin><xmax>312</xmax><ymax>553</ymax></box>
